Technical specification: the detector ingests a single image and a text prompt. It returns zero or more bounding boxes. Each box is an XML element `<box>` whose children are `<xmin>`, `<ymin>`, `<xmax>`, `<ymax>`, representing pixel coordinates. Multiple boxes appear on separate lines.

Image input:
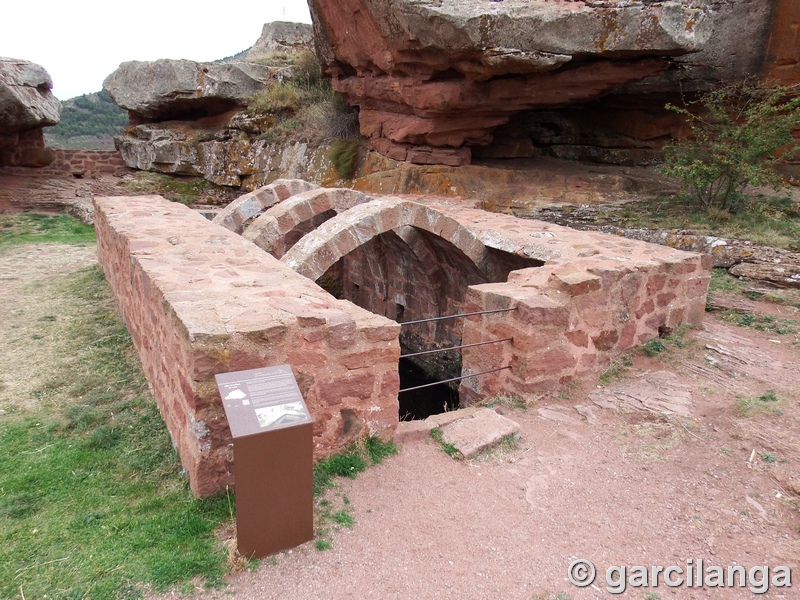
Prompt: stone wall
<box><xmin>94</xmin><ymin>195</ymin><xmax>400</xmax><ymax>497</ymax></box>
<box><xmin>0</xmin><ymin>149</ymin><xmax>129</xmax><ymax>178</ymax></box>
<box><xmin>46</xmin><ymin>150</ymin><xmax>128</xmax><ymax>177</ymax></box>
<box><xmin>230</xmin><ymin>189</ymin><xmax>711</xmax><ymax>406</ymax></box>
<box><xmin>459</xmin><ymin>240</ymin><xmax>711</xmax><ymax>402</ymax></box>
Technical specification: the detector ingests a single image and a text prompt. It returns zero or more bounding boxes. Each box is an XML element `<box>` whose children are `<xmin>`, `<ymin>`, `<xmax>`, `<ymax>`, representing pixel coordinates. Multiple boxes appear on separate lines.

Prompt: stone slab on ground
<box><xmin>589</xmin><ymin>370</ymin><xmax>692</xmax><ymax>417</ymax></box>
<box><xmin>439</xmin><ymin>407</ymin><xmax>521</xmax><ymax>459</ymax></box>
<box><xmin>395</xmin><ymin>406</ymin><xmax>521</xmax><ymax>456</ymax></box>
<box><xmin>395</xmin><ymin>406</ymin><xmax>484</xmax><ymax>443</ymax></box>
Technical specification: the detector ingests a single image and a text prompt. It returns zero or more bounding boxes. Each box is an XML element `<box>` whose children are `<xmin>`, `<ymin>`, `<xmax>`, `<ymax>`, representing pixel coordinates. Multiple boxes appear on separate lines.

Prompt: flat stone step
<box><xmin>396</xmin><ymin>407</ymin><xmax>521</xmax><ymax>458</ymax></box>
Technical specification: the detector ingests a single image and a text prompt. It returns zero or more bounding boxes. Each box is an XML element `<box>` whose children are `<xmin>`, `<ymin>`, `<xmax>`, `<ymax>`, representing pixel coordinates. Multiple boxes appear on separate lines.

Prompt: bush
<box><xmin>329</xmin><ymin>138</ymin><xmax>361</xmax><ymax>179</ymax></box>
<box><xmin>249</xmin><ymin>81</ymin><xmax>308</xmax><ymax>115</ymax></box>
<box><xmin>293</xmin><ymin>49</ymin><xmax>323</xmax><ymax>86</ymax></box>
<box><xmin>247</xmin><ymin>50</ymin><xmax>361</xmax><ymax>146</ymax></box>
<box><xmin>661</xmin><ymin>80</ymin><xmax>800</xmax><ymax>213</ymax></box>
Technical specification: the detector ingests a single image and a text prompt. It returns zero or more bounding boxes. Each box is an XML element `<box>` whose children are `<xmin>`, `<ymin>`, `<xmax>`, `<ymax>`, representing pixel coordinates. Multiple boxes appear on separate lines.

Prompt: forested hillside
<box><xmin>45</xmin><ymin>91</ymin><xmax>128</xmax><ymax>150</ymax></box>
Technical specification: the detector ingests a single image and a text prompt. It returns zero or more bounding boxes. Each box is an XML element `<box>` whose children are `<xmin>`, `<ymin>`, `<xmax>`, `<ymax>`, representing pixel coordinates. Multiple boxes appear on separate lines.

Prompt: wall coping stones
<box><xmin>94</xmin><ymin>194</ymin><xmax>400</xmax><ymax>497</ymax></box>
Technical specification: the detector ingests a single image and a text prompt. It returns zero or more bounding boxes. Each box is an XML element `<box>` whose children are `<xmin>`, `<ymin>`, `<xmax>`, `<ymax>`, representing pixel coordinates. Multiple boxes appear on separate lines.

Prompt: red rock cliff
<box><xmin>308</xmin><ymin>0</ymin><xmax>798</xmax><ymax>165</ymax></box>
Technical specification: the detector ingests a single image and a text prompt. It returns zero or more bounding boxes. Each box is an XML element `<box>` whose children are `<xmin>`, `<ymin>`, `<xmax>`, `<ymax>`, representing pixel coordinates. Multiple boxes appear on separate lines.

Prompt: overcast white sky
<box><xmin>2</xmin><ymin>1</ymin><xmax>313</xmax><ymax>100</ymax></box>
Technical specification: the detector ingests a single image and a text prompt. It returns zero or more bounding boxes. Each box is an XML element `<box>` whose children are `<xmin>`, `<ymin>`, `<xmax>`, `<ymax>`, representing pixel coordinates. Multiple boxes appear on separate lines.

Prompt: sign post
<box><xmin>215</xmin><ymin>365</ymin><xmax>314</xmax><ymax>558</ymax></box>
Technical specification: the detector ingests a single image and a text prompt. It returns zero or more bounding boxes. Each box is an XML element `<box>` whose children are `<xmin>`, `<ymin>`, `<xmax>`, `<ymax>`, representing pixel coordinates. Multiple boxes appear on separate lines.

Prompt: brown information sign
<box><xmin>215</xmin><ymin>365</ymin><xmax>312</xmax><ymax>438</ymax></box>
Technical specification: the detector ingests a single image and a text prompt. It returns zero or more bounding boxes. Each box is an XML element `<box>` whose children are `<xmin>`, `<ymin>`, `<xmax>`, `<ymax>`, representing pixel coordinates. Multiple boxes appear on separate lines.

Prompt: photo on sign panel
<box><xmin>255</xmin><ymin>401</ymin><xmax>307</xmax><ymax>428</ymax></box>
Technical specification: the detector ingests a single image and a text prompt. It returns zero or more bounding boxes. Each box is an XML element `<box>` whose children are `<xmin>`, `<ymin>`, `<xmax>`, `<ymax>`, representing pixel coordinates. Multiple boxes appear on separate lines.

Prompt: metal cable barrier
<box><xmin>397</xmin><ymin>307</ymin><xmax>516</xmax><ymax>394</ymax></box>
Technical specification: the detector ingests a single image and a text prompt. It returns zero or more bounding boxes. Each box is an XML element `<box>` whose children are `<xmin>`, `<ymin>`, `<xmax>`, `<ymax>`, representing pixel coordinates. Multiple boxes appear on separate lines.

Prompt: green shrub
<box><xmin>661</xmin><ymin>80</ymin><xmax>800</xmax><ymax>213</ymax></box>
<box><xmin>249</xmin><ymin>81</ymin><xmax>307</xmax><ymax>115</ymax></box>
<box><xmin>293</xmin><ymin>49</ymin><xmax>323</xmax><ymax>86</ymax></box>
<box><xmin>329</xmin><ymin>138</ymin><xmax>361</xmax><ymax>179</ymax></box>
<box><xmin>643</xmin><ymin>338</ymin><xmax>666</xmax><ymax>357</ymax></box>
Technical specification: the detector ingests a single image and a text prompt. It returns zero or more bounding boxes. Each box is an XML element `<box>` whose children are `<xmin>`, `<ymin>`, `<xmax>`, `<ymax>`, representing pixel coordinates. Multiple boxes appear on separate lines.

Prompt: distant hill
<box><xmin>45</xmin><ymin>91</ymin><xmax>128</xmax><ymax>151</ymax></box>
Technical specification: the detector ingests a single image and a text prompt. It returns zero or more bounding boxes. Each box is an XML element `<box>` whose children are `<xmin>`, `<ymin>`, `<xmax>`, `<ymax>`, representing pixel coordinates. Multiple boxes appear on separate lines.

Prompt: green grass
<box><xmin>117</xmin><ymin>171</ymin><xmax>213</xmax><ymax>206</ymax></box>
<box><xmin>329</xmin><ymin>138</ymin><xmax>361</xmax><ymax>179</ymax></box>
<box><xmin>643</xmin><ymin>338</ymin><xmax>666</xmax><ymax>357</ymax></box>
<box><xmin>605</xmin><ymin>192</ymin><xmax>800</xmax><ymax>251</ymax></box>
<box><xmin>0</xmin><ymin>262</ymin><xmax>232</xmax><ymax>599</ymax></box>
<box><xmin>708</xmin><ymin>268</ymin><xmax>800</xmax><ymax>308</ymax></box>
<box><xmin>598</xmin><ymin>355</ymin><xmax>633</xmax><ymax>385</ymax></box>
<box><xmin>311</xmin><ymin>437</ymin><xmax>397</xmax><ymax>549</ymax></box>
<box><xmin>483</xmin><ymin>394</ymin><xmax>527</xmax><ymax>410</ymax></box>
<box><xmin>717</xmin><ymin>310</ymin><xmax>798</xmax><ymax>335</ymax></box>
<box><xmin>429</xmin><ymin>427</ymin><xmax>461</xmax><ymax>458</ymax></box>
<box><xmin>736</xmin><ymin>390</ymin><xmax>783</xmax><ymax>417</ymax></box>
<box><xmin>0</xmin><ymin>212</ymin><xmax>95</xmax><ymax>249</ymax></box>
<box><xmin>312</xmin><ymin>437</ymin><xmax>398</xmax><ymax>497</ymax></box>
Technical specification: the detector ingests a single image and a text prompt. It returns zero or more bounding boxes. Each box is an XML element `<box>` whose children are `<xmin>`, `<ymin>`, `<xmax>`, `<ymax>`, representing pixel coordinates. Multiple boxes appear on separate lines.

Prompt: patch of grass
<box><xmin>248</xmin><ymin>51</ymin><xmax>360</xmax><ymax>146</ymax></box>
<box><xmin>599</xmin><ymin>355</ymin><xmax>634</xmax><ymax>385</ymax></box>
<box><xmin>597</xmin><ymin>192</ymin><xmax>800</xmax><ymax>251</ymax></box>
<box><xmin>0</xmin><ymin>212</ymin><xmax>95</xmax><ymax>249</ymax></box>
<box><xmin>311</xmin><ymin>437</ymin><xmax>397</xmax><ymax>550</ymax></box>
<box><xmin>330</xmin><ymin>508</ymin><xmax>355</xmax><ymax>528</ymax></box>
<box><xmin>762</xmin><ymin>452</ymin><xmax>778</xmax><ymax>463</ymax></box>
<box><xmin>429</xmin><ymin>426</ymin><xmax>461</xmax><ymax>459</ymax></box>
<box><xmin>312</xmin><ymin>436</ymin><xmax>398</xmax><ymax>496</ymax></box>
<box><xmin>717</xmin><ymin>310</ymin><xmax>799</xmax><ymax>335</ymax></box>
<box><xmin>329</xmin><ymin>138</ymin><xmax>361</xmax><ymax>179</ymax></box>
<box><xmin>484</xmin><ymin>394</ymin><xmax>527</xmax><ymax>410</ymax></box>
<box><xmin>0</xmin><ymin>265</ymin><xmax>232</xmax><ymax>599</ymax></box>
<box><xmin>736</xmin><ymin>390</ymin><xmax>783</xmax><ymax>417</ymax></box>
<box><xmin>643</xmin><ymin>338</ymin><xmax>666</xmax><ymax>357</ymax></box>
<box><xmin>642</xmin><ymin>327</ymin><xmax>693</xmax><ymax>359</ymax></box>
<box><xmin>708</xmin><ymin>268</ymin><xmax>749</xmax><ymax>295</ymax></box>
<box><xmin>117</xmin><ymin>171</ymin><xmax>213</xmax><ymax>205</ymax></box>
<box><xmin>364</xmin><ymin>436</ymin><xmax>398</xmax><ymax>464</ymax></box>
<box><xmin>315</xmin><ymin>539</ymin><xmax>333</xmax><ymax>551</ymax></box>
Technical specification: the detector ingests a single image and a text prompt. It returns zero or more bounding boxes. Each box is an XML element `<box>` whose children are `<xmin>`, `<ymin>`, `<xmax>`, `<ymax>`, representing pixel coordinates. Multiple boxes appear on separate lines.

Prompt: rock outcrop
<box><xmin>308</xmin><ymin>0</ymin><xmax>799</xmax><ymax>165</ymax></box>
<box><xmin>244</xmin><ymin>21</ymin><xmax>314</xmax><ymax>61</ymax></box>
<box><xmin>0</xmin><ymin>57</ymin><xmax>61</xmax><ymax>167</ymax></box>
<box><xmin>103</xmin><ymin>60</ymin><xmax>287</xmax><ymax>123</ymax></box>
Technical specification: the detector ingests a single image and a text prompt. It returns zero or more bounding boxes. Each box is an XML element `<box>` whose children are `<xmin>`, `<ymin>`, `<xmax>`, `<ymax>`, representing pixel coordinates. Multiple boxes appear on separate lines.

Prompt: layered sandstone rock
<box><xmin>309</xmin><ymin>0</ymin><xmax>798</xmax><ymax>165</ymax></box>
<box><xmin>308</xmin><ymin>0</ymin><xmax>714</xmax><ymax>162</ymax></box>
<box><xmin>103</xmin><ymin>59</ymin><xmax>287</xmax><ymax>122</ymax></box>
<box><xmin>244</xmin><ymin>21</ymin><xmax>314</xmax><ymax>61</ymax></box>
<box><xmin>0</xmin><ymin>57</ymin><xmax>61</xmax><ymax>167</ymax></box>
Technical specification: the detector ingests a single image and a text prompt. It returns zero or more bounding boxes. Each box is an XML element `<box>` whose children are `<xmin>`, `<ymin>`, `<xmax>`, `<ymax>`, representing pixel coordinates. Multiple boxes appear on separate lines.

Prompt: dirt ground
<box><xmin>2</xmin><ymin>171</ymin><xmax>800</xmax><ymax>599</ymax></box>
<box><xmin>157</xmin><ymin>307</ymin><xmax>799</xmax><ymax>600</ymax></box>
<box><xmin>3</xmin><ymin>244</ymin><xmax>799</xmax><ymax>600</ymax></box>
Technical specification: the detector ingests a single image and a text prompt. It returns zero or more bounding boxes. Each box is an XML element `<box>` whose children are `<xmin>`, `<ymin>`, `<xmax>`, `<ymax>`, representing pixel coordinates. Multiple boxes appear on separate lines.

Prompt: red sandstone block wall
<box><xmin>1</xmin><ymin>149</ymin><xmax>130</xmax><ymax>177</ymax></box>
<box><xmin>459</xmin><ymin>251</ymin><xmax>711</xmax><ymax>402</ymax></box>
<box><xmin>94</xmin><ymin>195</ymin><xmax>400</xmax><ymax>497</ymax></box>
<box><xmin>49</xmin><ymin>150</ymin><xmax>129</xmax><ymax>176</ymax></box>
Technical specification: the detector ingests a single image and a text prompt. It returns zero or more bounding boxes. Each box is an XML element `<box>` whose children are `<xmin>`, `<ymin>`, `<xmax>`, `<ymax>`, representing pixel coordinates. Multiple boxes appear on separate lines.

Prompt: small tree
<box><xmin>661</xmin><ymin>80</ymin><xmax>800</xmax><ymax>213</ymax></box>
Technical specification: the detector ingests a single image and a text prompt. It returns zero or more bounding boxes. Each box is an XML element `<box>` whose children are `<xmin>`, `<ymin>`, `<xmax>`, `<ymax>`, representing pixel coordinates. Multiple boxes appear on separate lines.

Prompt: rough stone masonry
<box><xmin>95</xmin><ymin>182</ymin><xmax>710</xmax><ymax>496</ymax></box>
<box><xmin>94</xmin><ymin>194</ymin><xmax>399</xmax><ymax>497</ymax></box>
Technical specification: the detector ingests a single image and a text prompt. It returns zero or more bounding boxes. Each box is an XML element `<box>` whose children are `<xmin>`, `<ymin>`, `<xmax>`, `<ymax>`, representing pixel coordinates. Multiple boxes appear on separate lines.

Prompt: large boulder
<box><xmin>103</xmin><ymin>59</ymin><xmax>287</xmax><ymax>122</ymax></box>
<box><xmin>245</xmin><ymin>21</ymin><xmax>314</xmax><ymax>60</ymax></box>
<box><xmin>0</xmin><ymin>57</ymin><xmax>61</xmax><ymax>167</ymax></box>
<box><xmin>308</xmin><ymin>0</ymin><xmax>799</xmax><ymax>164</ymax></box>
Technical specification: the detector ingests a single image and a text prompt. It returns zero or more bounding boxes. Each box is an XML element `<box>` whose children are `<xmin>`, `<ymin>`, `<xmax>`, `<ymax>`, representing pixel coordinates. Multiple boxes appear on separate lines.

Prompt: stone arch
<box><xmin>211</xmin><ymin>178</ymin><xmax>320</xmax><ymax>234</ymax></box>
<box><xmin>243</xmin><ymin>188</ymin><xmax>374</xmax><ymax>258</ymax></box>
<box><xmin>280</xmin><ymin>198</ymin><xmax>491</xmax><ymax>281</ymax></box>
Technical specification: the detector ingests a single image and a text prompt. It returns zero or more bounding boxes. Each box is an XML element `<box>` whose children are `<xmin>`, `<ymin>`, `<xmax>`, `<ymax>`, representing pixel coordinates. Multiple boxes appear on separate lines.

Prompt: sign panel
<box><xmin>215</xmin><ymin>365</ymin><xmax>312</xmax><ymax>438</ymax></box>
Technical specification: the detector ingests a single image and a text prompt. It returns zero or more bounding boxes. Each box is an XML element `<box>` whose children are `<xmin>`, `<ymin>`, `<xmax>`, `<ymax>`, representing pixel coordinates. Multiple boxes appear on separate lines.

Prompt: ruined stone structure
<box><xmin>96</xmin><ymin>180</ymin><xmax>710</xmax><ymax>496</ymax></box>
<box><xmin>94</xmin><ymin>184</ymin><xmax>400</xmax><ymax>497</ymax></box>
<box><xmin>0</xmin><ymin>149</ymin><xmax>129</xmax><ymax>178</ymax></box>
